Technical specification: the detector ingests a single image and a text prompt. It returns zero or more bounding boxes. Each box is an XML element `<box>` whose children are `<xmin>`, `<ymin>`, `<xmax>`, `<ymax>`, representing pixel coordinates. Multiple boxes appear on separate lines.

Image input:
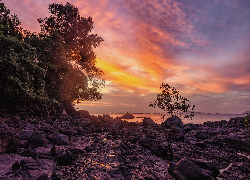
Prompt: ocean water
<box><xmin>92</xmin><ymin>113</ymin><xmax>247</xmax><ymax>124</ymax></box>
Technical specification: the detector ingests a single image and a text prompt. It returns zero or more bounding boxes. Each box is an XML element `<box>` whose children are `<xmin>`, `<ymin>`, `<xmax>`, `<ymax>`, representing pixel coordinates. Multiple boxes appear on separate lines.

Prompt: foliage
<box><xmin>149</xmin><ymin>83</ymin><xmax>195</xmax><ymax>160</ymax></box>
<box><xmin>244</xmin><ymin>113</ymin><xmax>250</xmax><ymax>130</ymax></box>
<box><xmin>0</xmin><ymin>0</ymin><xmax>23</xmax><ymax>39</ymax></box>
<box><xmin>0</xmin><ymin>34</ymin><xmax>51</xmax><ymax>112</ymax></box>
<box><xmin>0</xmin><ymin>1</ymin><xmax>54</xmax><ymax>113</ymax></box>
<box><xmin>25</xmin><ymin>2</ymin><xmax>105</xmax><ymax>115</ymax></box>
<box><xmin>149</xmin><ymin>83</ymin><xmax>195</xmax><ymax>119</ymax></box>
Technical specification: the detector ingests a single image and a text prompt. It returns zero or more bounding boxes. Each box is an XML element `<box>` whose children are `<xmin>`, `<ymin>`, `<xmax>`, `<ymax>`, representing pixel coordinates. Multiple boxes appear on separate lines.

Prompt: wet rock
<box><xmin>50</xmin><ymin>145</ymin><xmax>75</xmax><ymax>166</ymax></box>
<box><xmin>54</xmin><ymin>134</ymin><xmax>69</xmax><ymax>145</ymax></box>
<box><xmin>0</xmin><ymin>153</ymin><xmax>25</xmax><ymax>177</ymax></box>
<box><xmin>195</xmin><ymin>131</ymin><xmax>210</xmax><ymax>140</ymax></box>
<box><xmin>188</xmin><ymin>158</ymin><xmax>220</xmax><ymax>177</ymax></box>
<box><xmin>0</xmin><ymin>130</ymin><xmax>12</xmax><ymax>153</ymax></box>
<box><xmin>20</xmin><ymin>130</ymin><xmax>33</xmax><ymax>140</ymax></box>
<box><xmin>173</xmin><ymin>158</ymin><xmax>213</xmax><ymax>180</ymax></box>
<box><xmin>17</xmin><ymin>148</ymin><xmax>37</xmax><ymax>158</ymax></box>
<box><xmin>37</xmin><ymin>158</ymin><xmax>55</xmax><ymax>179</ymax></box>
<box><xmin>28</xmin><ymin>132</ymin><xmax>48</xmax><ymax>148</ymax></box>
<box><xmin>151</xmin><ymin>144</ymin><xmax>169</xmax><ymax>158</ymax></box>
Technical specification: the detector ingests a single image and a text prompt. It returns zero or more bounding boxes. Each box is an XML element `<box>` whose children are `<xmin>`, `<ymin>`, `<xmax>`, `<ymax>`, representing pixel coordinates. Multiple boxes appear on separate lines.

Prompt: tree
<box><xmin>149</xmin><ymin>83</ymin><xmax>195</xmax><ymax>160</ymax></box>
<box><xmin>0</xmin><ymin>0</ymin><xmax>22</xmax><ymax>39</ymax></box>
<box><xmin>26</xmin><ymin>2</ymin><xmax>104</xmax><ymax>115</ymax></box>
<box><xmin>0</xmin><ymin>1</ymin><xmax>51</xmax><ymax>113</ymax></box>
<box><xmin>244</xmin><ymin>113</ymin><xmax>250</xmax><ymax>130</ymax></box>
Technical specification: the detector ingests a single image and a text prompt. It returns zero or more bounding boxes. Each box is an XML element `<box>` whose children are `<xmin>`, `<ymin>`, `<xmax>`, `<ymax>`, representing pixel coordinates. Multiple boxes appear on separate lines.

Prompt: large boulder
<box><xmin>173</xmin><ymin>158</ymin><xmax>213</xmax><ymax>180</ymax></box>
<box><xmin>0</xmin><ymin>153</ymin><xmax>25</xmax><ymax>177</ymax></box>
<box><xmin>189</xmin><ymin>158</ymin><xmax>220</xmax><ymax>177</ymax></box>
<box><xmin>162</xmin><ymin>116</ymin><xmax>184</xmax><ymax>128</ymax></box>
<box><xmin>28</xmin><ymin>132</ymin><xmax>48</xmax><ymax>148</ymax></box>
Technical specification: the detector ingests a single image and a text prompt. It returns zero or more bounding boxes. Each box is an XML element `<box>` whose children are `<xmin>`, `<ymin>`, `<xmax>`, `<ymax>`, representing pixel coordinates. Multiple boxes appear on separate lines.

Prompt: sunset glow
<box><xmin>4</xmin><ymin>0</ymin><xmax>250</xmax><ymax>114</ymax></box>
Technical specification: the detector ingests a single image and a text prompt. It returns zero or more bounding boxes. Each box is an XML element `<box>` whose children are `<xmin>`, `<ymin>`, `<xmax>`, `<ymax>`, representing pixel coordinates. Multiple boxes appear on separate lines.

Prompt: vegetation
<box><xmin>244</xmin><ymin>113</ymin><xmax>250</xmax><ymax>130</ymax></box>
<box><xmin>0</xmin><ymin>1</ymin><xmax>104</xmax><ymax>115</ymax></box>
<box><xmin>149</xmin><ymin>83</ymin><xmax>195</xmax><ymax>160</ymax></box>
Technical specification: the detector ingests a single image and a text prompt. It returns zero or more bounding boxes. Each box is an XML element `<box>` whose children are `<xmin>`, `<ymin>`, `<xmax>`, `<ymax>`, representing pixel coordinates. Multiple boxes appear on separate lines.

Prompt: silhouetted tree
<box><xmin>150</xmin><ymin>83</ymin><xmax>195</xmax><ymax>160</ymax></box>
<box><xmin>26</xmin><ymin>2</ymin><xmax>104</xmax><ymax>115</ymax></box>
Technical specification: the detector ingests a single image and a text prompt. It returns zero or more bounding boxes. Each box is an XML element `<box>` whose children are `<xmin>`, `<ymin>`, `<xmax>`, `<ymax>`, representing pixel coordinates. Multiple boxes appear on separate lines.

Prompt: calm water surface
<box><xmin>92</xmin><ymin>113</ymin><xmax>246</xmax><ymax>124</ymax></box>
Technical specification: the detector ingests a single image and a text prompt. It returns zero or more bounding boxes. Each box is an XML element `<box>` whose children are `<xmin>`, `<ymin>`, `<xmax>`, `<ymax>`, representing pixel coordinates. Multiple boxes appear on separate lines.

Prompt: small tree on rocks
<box><xmin>149</xmin><ymin>83</ymin><xmax>195</xmax><ymax>160</ymax></box>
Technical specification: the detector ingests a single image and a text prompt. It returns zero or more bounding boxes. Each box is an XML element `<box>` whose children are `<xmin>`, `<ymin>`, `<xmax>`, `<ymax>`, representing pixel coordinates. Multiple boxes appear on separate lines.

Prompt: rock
<box><xmin>195</xmin><ymin>131</ymin><xmax>210</xmax><ymax>140</ymax></box>
<box><xmin>188</xmin><ymin>158</ymin><xmax>220</xmax><ymax>177</ymax></box>
<box><xmin>34</xmin><ymin>147</ymin><xmax>52</xmax><ymax>159</ymax></box>
<box><xmin>173</xmin><ymin>158</ymin><xmax>213</xmax><ymax>180</ymax></box>
<box><xmin>54</xmin><ymin>134</ymin><xmax>69</xmax><ymax>145</ymax></box>
<box><xmin>175</xmin><ymin>126</ymin><xmax>185</xmax><ymax>134</ymax></box>
<box><xmin>20</xmin><ymin>130</ymin><xmax>33</xmax><ymax>140</ymax></box>
<box><xmin>184</xmin><ymin>125</ymin><xmax>193</xmax><ymax>133</ymax></box>
<box><xmin>84</xmin><ymin>145</ymin><xmax>94</xmax><ymax>152</ymax></box>
<box><xmin>37</xmin><ymin>158</ymin><xmax>55</xmax><ymax>179</ymax></box>
<box><xmin>36</xmin><ymin>173</ymin><xmax>49</xmax><ymax>180</ymax></box>
<box><xmin>162</xmin><ymin>116</ymin><xmax>184</xmax><ymax>128</ymax></box>
<box><xmin>28</xmin><ymin>132</ymin><xmax>48</xmax><ymax>148</ymax></box>
<box><xmin>0</xmin><ymin>153</ymin><xmax>25</xmax><ymax>177</ymax></box>
<box><xmin>120</xmin><ymin>112</ymin><xmax>135</xmax><ymax>119</ymax></box>
<box><xmin>0</xmin><ymin>130</ymin><xmax>12</xmax><ymax>153</ymax></box>
<box><xmin>142</xmin><ymin>117</ymin><xmax>157</xmax><ymax>126</ymax></box>
<box><xmin>50</xmin><ymin>145</ymin><xmax>75</xmax><ymax>166</ymax></box>
<box><xmin>138</xmin><ymin>138</ymin><xmax>154</xmax><ymax>149</ymax></box>
<box><xmin>151</xmin><ymin>144</ymin><xmax>169</xmax><ymax>158</ymax></box>
<box><xmin>12</xmin><ymin>161</ymin><xmax>20</xmax><ymax>171</ymax></box>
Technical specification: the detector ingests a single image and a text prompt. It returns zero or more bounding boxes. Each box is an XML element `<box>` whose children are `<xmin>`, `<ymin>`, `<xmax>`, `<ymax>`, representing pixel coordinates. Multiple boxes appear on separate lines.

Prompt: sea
<box><xmin>92</xmin><ymin>113</ymin><xmax>247</xmax><ymax>125</ymax></box>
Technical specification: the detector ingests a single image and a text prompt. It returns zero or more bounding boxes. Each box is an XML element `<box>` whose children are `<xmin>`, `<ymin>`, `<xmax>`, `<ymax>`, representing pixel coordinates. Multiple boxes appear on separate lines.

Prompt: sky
<box><xmin>3</xmin><ymin>0</ymin><xmax>250</xmax><ymax>114</ymax></box>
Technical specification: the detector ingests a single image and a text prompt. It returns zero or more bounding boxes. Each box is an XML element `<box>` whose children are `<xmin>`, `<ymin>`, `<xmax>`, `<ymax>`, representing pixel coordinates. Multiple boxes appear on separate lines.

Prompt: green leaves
<box><xmin>149</xmin><ymin>83</ymin><xmax>195</xmax><ymax>119</ymax></box>
<box><xmin>0</xmin><ymin>35</ymin><xmax>48</xmax><ymax>110</ymax></box>
<box><xmin>244</xmin><ymin>113</ymin><xmax>250</xmax><ymax>129</ymax></box>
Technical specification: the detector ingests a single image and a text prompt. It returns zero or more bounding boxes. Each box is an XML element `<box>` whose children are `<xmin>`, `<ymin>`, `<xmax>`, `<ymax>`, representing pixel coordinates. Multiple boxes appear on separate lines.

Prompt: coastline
<box><xmin>0</xmin><ymin>113</ymin><xmax>249</xmax><ymax>179</ymax></box>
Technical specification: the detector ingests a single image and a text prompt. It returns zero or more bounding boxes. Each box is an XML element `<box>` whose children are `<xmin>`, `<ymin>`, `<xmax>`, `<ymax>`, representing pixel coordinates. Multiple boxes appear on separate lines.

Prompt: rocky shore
<box><xmin>0</xmin><ymin>111</ymin><xmax>249</xmax><ymax>179</ymax></box>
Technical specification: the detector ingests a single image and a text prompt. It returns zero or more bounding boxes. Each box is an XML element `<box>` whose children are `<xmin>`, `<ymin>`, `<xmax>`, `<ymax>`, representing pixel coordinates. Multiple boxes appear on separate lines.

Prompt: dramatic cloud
<box><xmin>4</xmin><ymin>0</ymin><xmax>250</xmax><ymax>114</ymax></box>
